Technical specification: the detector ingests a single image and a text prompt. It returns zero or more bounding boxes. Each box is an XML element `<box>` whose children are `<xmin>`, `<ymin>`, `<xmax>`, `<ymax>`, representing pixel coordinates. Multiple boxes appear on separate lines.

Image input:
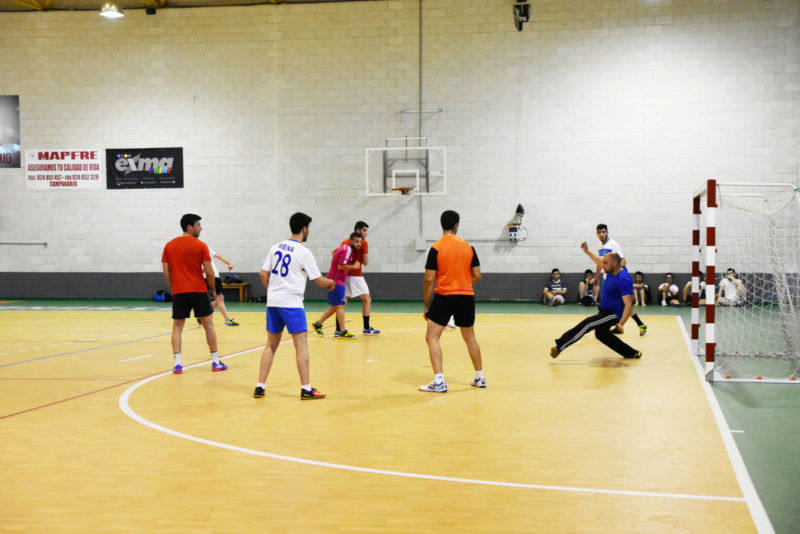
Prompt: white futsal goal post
<box><xmin>691</xmin><ymin>179</ymin><xmax>800</xmax><ymax>383</ymax></box>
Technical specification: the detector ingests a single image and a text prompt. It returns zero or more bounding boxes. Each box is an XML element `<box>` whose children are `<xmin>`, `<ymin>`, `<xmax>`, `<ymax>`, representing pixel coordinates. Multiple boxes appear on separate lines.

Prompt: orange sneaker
<box><xmin>301</xmin><ymin>387</ymin><xmax>326</xmax><ymax>400</ymax></box>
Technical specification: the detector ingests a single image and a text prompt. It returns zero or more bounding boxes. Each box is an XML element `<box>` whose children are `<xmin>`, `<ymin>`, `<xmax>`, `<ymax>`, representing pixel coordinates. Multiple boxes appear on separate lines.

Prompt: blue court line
<box><xmin>0</xmin><ymin>328</ymin><xmax>199</xmax><ymax>369</ymax></box>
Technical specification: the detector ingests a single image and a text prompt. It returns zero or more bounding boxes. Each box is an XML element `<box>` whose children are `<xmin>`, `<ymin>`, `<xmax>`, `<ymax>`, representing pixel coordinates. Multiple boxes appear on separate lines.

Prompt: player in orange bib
<box><xmin>420</xmin><ymin>210</ymin><xmax>485</xmax><ymax>392</ymax></box>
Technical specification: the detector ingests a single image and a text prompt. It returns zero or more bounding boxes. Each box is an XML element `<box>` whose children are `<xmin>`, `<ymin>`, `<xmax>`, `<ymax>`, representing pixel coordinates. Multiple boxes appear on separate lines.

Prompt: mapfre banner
<box><xmin>25</xmin><ymin>149</ymin><xmax>103</xmax><ymax>189</ymax></box>
<box><xmin>106</xmin><ymin>147</ymin><xmax>183</xmax><ymax>189</ymax></box>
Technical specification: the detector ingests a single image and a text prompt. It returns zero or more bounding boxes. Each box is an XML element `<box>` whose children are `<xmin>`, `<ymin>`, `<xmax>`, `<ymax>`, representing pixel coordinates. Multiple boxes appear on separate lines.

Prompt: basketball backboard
<box><xmin>365</xmin><ymin>138</ymin><xmax>446</xmax><ymax>197</ymax></box>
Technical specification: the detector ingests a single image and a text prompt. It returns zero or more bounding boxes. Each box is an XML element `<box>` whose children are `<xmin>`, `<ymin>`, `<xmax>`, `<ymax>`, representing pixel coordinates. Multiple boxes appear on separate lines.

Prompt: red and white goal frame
<box><xmin>692</xmin><ymin>178</ymin><xmax>800</xmax><ymax>382</ymax></box>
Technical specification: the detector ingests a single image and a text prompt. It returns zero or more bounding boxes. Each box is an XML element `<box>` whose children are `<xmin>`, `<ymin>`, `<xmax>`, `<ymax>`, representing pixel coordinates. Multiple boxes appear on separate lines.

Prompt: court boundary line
<box><xmin>676</xmin><ymin>316</ymin><xmax>774</xmax><ymax>533</ymax></box>
<box><xmin>118</xmin><ymin>334</ymin><xmax>746</xmax><ymax>504</ymax></box>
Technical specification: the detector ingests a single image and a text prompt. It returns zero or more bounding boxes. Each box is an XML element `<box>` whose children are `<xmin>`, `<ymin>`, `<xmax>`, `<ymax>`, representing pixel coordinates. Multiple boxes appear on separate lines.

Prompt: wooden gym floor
<box><xmin>0</xmin><ymin>307</ymin><xmax>761</xmax><ymax>532</ymax></box>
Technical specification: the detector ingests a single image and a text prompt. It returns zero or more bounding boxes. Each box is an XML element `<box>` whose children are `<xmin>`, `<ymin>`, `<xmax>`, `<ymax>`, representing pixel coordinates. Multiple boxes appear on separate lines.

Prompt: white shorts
<box><xmin>345</xmin><ymin>276</ymin><xmax>370</xmax><ymax>298</ymax></box>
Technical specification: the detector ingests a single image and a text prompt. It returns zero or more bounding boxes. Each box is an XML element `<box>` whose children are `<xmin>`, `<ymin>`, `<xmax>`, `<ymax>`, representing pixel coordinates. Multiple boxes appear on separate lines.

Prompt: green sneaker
<box><xmin>312</xmin><ymin>321</ymin><xmax>324</xmax><ymax>337</ymax></box>
<box><xmin>638</xmin><ymin>324</ymin><xmax>647</xmax><ymax>336</ymax></box>
<box><xmin>335</xmin><ymin>329</ymin><xmax>355</xmax><ymax>339</ymax></box>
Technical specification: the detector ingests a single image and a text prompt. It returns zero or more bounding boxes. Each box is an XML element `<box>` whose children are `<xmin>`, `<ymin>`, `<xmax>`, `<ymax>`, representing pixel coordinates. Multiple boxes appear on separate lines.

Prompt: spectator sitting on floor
<box><xmin>632</xmin><ymin>271</ymin><xmax>651</xmax><ymax>307</ymax></box>
<box><xmin>543</xmin><ymin>268</ymin><xmax>568</xmax><ymax>306</ymax></box>
<box><xmin>658</xmin><ymin>273</ymin><xmax>681</xmax><ymax>306</ymax></box>
<box><xmin>577</xmin><ymin>269</ymin><xmax>596</xmax><ymax>306</ymax></box>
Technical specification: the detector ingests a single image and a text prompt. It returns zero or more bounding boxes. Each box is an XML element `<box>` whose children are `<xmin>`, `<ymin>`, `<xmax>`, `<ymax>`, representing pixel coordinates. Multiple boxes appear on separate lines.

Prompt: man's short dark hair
<box><xmin>289</xmin><ymin>212</ymin><xmax>312</xmax><ymax>234</ymax></box>
<box><xmin>596</xmin><ymin>223</ymin><xmax>608</xmax><ymax>231</ymax></box>
<box><xmin>551</xmin><ymin>268</ymin><xmax>560</xmax><ymax>274</ymax></box>
<box><xmin>440</xmin><ymin>210</ymin><xmax>460</xmax><ymax>231</ymax></box>
<box><xmin>584</xmin><ymin>269</ymin><xmax>594</xmax><ymax>276</ymax></box>
<box><xmin>666</xmin><ymin>272</ymin><xmax>673</xmax><ymax>278</ymax></box>
<box><xmin>180</xmin><ymin>213</ymin><xmax>201</xmax><ymax>232</ymax></box>
<box><xmin>635</xmin><ymin>271</ymin><xmax>644</xmax><ymax>277</ymax></box>
<box><xmin>727</xmin><ymin>267</ymin><xmax>736</xmax><ymax>274</ymax></box>
<box><xmin>349</xmin><ymin>231</ymin><xmax>362</xmax><ymax>241</ymax></box>
<box><xmin>354</xmin><ymin>221</ymin><xmax>369</xmax><ymax>231</ymax></box>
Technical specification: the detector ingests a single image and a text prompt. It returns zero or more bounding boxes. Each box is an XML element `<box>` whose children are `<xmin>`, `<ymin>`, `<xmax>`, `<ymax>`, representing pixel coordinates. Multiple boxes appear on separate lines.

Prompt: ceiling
<box><xmin>0</xmin><ymin>0</ymin><xmax>367</xmax><ymax>13</ymax></box>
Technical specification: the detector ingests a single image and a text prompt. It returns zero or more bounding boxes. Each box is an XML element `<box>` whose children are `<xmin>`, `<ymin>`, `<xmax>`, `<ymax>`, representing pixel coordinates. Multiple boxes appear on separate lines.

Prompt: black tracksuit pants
<box><xmin>555</xmin><ymin>308</ymin><xmax>638</xmax><ymax>358</ymax></box>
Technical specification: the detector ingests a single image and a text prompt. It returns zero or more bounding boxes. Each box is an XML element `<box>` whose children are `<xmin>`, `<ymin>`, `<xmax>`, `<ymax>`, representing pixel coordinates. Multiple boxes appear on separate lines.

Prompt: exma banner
<box><xmin>106</xmin><ymin>147</ymin><xmax>183</xmax><ymax>189</ymax></box>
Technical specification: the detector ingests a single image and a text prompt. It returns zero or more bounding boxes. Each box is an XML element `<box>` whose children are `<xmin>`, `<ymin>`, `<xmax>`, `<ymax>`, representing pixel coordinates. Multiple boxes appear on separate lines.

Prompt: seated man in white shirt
<box><xmin>658</xmin><ymin>273</ymin><xmax>681</xmax><ymax>306</ymax></box>
<box><xmin>682</xmin><ymin>271</ymin><xmax>707</xmax><ymax>306</ymax></box>
<box><xmin>717</xmin><ymin>267</ymin><xmax>745</xmax><ymax>306</ymax></box>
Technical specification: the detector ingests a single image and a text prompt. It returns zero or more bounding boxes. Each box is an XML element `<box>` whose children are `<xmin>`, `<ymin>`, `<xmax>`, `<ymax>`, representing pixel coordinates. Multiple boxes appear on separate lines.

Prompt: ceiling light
<box><xmin>99</xmin><ymin>2</ymin><xmax>124</xmax><ymax>19</ymax></box>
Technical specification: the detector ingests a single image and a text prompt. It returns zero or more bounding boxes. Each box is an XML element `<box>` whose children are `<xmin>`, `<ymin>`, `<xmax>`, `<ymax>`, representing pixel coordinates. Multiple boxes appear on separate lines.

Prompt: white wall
<box><xmin>0</xmin><ymin>0</ymin><xmax>797</xmax><ymax>275</ymax></box>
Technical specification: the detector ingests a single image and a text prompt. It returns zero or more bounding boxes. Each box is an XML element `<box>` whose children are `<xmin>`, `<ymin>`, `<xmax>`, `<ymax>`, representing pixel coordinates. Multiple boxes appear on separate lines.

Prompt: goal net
<box><xmin>692</xmin><ymin>180</ymin><xmax>800</xmax><ymax>383</ymax></box>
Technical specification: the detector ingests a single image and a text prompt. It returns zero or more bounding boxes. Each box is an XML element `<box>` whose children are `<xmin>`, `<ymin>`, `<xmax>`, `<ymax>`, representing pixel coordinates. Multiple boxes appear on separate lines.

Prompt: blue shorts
<box><xmin>327</xmin><ymin>284</ymin><xmax>346</xmax><ymax>306</ymax></box>
<box><xmin>266</xmin><ymin>307</ymin><xmax>307</xmax><ymax>334</ymax></box>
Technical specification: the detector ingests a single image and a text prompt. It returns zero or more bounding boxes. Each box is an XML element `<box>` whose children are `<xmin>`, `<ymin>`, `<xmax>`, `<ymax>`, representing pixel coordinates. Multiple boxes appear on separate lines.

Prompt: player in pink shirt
<box><xmin>312</xmin><ymin>232</ymin><xmax>362</xmax><ymax>338</ymax></box>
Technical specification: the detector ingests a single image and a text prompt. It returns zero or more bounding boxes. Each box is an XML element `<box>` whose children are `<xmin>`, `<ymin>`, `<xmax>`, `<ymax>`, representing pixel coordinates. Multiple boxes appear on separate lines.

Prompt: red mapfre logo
<box><xmin>37</xmin><ymin>151</ymin><xmax>98</xmax><ymax>160</ymax></box>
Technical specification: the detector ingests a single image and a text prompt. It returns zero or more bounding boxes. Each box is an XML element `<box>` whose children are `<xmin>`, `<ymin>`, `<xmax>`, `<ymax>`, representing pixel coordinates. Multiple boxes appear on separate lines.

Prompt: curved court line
<box><xmin>119</xmin><ymin>345</ymin><xmax>745</xmax><ymax>503</ymax></box>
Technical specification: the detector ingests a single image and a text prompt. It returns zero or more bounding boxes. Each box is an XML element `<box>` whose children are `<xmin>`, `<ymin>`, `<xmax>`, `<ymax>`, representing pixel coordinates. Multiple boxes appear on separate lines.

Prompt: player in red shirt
<box><xmin>312</xmin><ymin>233</ymin><xmax>362</xmax><ymax>338</ymax></box>
<box><xmin>161</xmin><ymin>214</ymin><xmax>226</xmax><ymax>374</ymax></box>
<box><xmin>334</xmin><ymin>221</ymin><xmax>380</xmax><ymax>335</ymax></box>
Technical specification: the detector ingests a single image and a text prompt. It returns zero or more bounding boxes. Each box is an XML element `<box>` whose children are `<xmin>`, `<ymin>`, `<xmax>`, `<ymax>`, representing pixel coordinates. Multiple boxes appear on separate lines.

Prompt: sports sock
<box><xmin>335</xmin><ymin>319</ymin><xmax>341</xmax><ymax>331</ymax></box>
<box><xmin>474</xmin><ymin>370</ymin><xmax>484</xmax><ymax>379</ymax></box>
<box><xmin>211</xmin><ymin>351</ymin><xmax>219</xmax><ymax>363</ymax></box>
<box><xmin>434</xmin><ymin>373</ymin><xmax>444</xmax><ymax>384</ymax></box>
<box><xmin>632</xmin><ymin>314</ymin><xmax>643</xmax><ymax>326</ymax></box>
<box><xmin>173</xmin><ymin>353</ymin><xmax>182</xmax><ymax>365</ymax></box>
<box><xmin>301</xmin><ymin>384</ymin><xmax>312</xmax><ymax>392</ymax></box>
<box><xmin>257</xmin><ymin>382</ymin><xmax>266</xmax><ymax>389</ymax></box>
<box><xmin>363</xmin><ymin>316</ymin><xmax>370</xmax><ymax>329</ymax></box>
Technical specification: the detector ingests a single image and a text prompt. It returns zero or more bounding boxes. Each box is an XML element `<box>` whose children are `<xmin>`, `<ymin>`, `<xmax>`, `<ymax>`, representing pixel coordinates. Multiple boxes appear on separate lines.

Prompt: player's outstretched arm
<box><xmin>313</xmin><ymin>276</ymin><xmax>335</xmax><ymax>290</ymax></box>
<box><xmin>214</xmin><ymin>253</ymin><xmax>234</xmax><ymax>270</ymax></box>
<box><xmin>581</xmin><ymin>241</ymin><xmax>603</xmax><ymax>267</ymax></box>
<box><xmin>161</xmin><ymin>262</ymin><xmax>172</xmax><ymax>292</ymax></box>
<box><xmin>259</xmin><ymin>269</ymin><xmax>270</xmax><ymax>288</ymax></box>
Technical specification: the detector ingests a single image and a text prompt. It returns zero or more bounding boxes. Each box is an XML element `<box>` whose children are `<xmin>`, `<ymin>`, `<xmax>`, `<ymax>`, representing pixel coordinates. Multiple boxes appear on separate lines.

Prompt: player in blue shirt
<box><xmin>550</xmin><ymin>252</ymin><xmax>642</xmax><ymax>359</ymax></box>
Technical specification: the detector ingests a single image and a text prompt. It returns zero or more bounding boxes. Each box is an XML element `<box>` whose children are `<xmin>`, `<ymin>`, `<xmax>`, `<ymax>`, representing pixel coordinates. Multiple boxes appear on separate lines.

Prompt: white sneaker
<box><xmin>471</xmin><ymin>377</ymin><xmax>486</xmax><ymax>388</ymax></box>
<box><xmin>446</xmin><ymin>318</ymin><xmax>456</xmax><ymax>331</ymax></box>
<box><xmin>661</xmin><ymin>301</ymin><xmax>667</xmax><ymax>306</ymax></box>
<box><xmin>419</xmin><ymin>380</ymin><xmax>448</xmax><ymax>392</ymax></box>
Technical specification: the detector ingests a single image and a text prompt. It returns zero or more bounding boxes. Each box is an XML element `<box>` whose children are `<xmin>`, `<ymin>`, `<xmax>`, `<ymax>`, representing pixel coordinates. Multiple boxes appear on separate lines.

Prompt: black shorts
<box><xmin>172</xmin><ymin>292</ymin><xmax>213</xmax><ymax>320</ymax></box>
<box><xmin>214</xmin><ymin>277</ymin><xmax>223</xmax><ymax>294</ymax></box>
<box><xmin>426</xmin><ymin>294</ymin><xmax>475</xmax><ymax>328</ymax></box>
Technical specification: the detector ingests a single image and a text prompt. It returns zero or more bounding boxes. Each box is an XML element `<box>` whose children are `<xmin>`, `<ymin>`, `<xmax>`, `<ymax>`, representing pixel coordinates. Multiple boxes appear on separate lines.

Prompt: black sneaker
<box><xmin>253</xmin><ymin>386</ymin><xmax>265</xmax><ymax>398</ymax></box>
<box><xmin>624</xmin><ymin>351</ymin><xmax>643</xmax><ymax>359</ymax></box>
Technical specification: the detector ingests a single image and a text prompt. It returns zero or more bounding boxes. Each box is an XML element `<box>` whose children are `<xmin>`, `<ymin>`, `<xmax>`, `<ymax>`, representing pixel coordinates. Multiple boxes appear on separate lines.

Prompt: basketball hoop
<box><xmin>392</xmin><ymin>186</ymin><xmax>415</xmax><ymax>196</ymax></box>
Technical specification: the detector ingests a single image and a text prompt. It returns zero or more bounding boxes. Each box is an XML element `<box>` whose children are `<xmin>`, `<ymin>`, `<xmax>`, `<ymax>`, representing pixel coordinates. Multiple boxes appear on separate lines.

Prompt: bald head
<box><xmin>602</xmin><ymin>252</ymin><xmax>622</xmax><ymax>274</ymax></box>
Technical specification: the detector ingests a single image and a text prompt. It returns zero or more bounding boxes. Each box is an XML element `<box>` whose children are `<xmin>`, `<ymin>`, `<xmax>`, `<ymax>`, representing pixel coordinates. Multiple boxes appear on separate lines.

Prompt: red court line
<box><xmin>0</xmin><ymin>344</ymin><xmax>265</xmax><ymax>421</ymax></box>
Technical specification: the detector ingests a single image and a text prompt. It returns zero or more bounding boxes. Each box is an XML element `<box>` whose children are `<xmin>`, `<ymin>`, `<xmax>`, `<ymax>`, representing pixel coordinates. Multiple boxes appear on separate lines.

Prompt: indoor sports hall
<box><xmin>1</xmin><ymin>1</ymin><xmax>798</xmax><ymax>533</ymax></box>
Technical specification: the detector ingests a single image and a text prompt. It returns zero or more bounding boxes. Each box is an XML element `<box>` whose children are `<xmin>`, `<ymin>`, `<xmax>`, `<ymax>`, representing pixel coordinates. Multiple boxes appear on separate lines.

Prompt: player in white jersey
<box><xmin>254</xmin><ymin>212</ymin><xmax>335</xmax><ymax>400</ymax></box>
<box><xmin>203</xmin><ymin>246</ymin><xmax>238</xmax><ymax>326</ymax></box>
